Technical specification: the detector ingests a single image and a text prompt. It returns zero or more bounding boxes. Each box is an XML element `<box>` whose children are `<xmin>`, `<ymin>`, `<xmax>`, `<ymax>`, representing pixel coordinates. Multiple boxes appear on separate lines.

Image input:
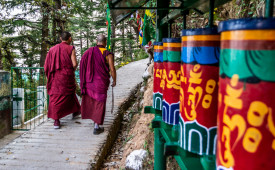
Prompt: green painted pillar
<box><xmin>154</xmin><ymin>1</ymin><xmax>170</xmax><ymax>169</ymax></box>
<box><xmin>182</xmin><ymin>11</ymin><xmax>187</xmax><ymax>29</ymax></box>
<box><xmin>156</xmin><ymin>0</ymin><xmax>169</xmax><ymax>42</ymax></box>
<box><xmin>265</xmin><ymin>0</ymin><xmax>274</xmax><ymax>17</ymax></box>
<box><xmin>208</xmin><ymin>0</ymin><xmax>215</xmax><ymax>28</ymax></box>
<box><xmin>154</xmin><ymin>122</ymin><xmax>166</xmax><ymax>170</ymax></box>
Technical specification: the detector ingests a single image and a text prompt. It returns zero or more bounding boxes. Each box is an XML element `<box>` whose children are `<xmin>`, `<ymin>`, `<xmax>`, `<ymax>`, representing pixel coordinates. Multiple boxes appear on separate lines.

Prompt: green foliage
<box><xmin>0</xmin><ymin>0</ymin><xmax>109</xmax><ymax>69</ymax></box>
<box><xmin>134</xmin><ymin>48</ymin><xmax>149</xmax><ymax>61</ymax></box>
<box><xmin>24</xmin><ymin>83</ymin><xmax>39</xmax><ymax>122</ymax></box>
<box><xmin>1</xmin><ymin>0</ymin><xmax>150</xmax><ymax>72</ymax></box>
<box><xmin>115</xmin><ymin>48</ymin><xmax>148</xmax><ymax>69</ymax></box>
<box><xmin>1</xmin><ymin>0</ymin><xmax>47</xmax><ymax>68</ymax></box>
<box><xmin>173</xmin><ymin>0</ymin><xmax>265</xmax><ymax>35</ymax></box>
<box><xmin>213</xmin><ymin>0</ymin><xmax>265</xmax><ymax>21</ymax></box>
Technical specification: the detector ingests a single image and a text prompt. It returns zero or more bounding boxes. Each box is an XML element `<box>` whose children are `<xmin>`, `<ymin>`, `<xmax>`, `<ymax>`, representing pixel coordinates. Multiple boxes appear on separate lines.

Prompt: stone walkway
<box><xmin>0</xmin><ymin>58</ymin><xmax>149</xmax><ymax>170</ymax></box>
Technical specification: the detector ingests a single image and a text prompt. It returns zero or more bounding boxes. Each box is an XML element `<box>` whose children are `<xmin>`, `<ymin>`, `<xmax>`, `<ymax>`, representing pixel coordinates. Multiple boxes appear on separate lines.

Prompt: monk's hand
<box><xmin>111</xmin><ymin>81</ymin><xmax>116</xmax><ymax>87</ymax></box>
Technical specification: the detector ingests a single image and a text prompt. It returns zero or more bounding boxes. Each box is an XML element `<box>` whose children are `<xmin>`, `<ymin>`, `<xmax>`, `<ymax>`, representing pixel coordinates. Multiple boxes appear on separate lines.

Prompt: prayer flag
<box><xmin>138</xmin><ymin>18</ymin><xmax>144</xmax><ymax>45</ymax></box>
<box><xmin>142</xmin><ymin>10</ymin><xmax>151</xmax><ymax>46</ymax></box>
<box><xmin>106</xmin><ymin>4</ymin><xmax>111</xmax><ymax>50</ymax></box>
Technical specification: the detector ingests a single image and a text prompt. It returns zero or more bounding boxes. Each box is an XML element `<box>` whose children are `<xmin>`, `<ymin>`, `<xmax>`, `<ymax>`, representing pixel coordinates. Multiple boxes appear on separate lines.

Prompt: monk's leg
<box><xmin>93</xmin><ymin>101</ymin><xmax>106</xmax><ymax>135</ymax></box>
<box><xmin>48</xmin><ymin>94</ymin><xmax>80</xmax><ymax>129</ymax></box>
<box><xmin>81</xmin><ymin>95</ymin><xmax>106</xmax><ymax>124</ymax></box>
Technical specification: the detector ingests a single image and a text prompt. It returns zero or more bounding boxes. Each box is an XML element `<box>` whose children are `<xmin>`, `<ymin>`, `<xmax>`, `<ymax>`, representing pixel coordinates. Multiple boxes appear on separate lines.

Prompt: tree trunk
<box><xmin>128</xmin><ymin>20</ymin><xmax>139</xmax><ymax>43</ymax></box>
<box><xmin>122</xmin><ymin>21</ymin><xmax>126</xmax><ymax>60</ymax></box>
<box><xmin>53</xmin><ymin>0</ymin><xmax>62</xmax><ymax>44</ymax></box>
<box><xmin>0</xmin><ymin>48</ymin><xmax>3</xmax><ymax>70</ymax></box>
<box><xmin>87</xmin><ymin>30</ymin><xmax>89</xmax><ymax>48</ymax></box>
<box><xmin>52</xmin><ymin>12</ymin><xmax>57</xmax><ymax>44</ymax></box>
<box><xmin>128</xmin><ymin>27</ymin><xmax>133</xmax><ymax>61</ymax></box>
<box><xmin>40</xmin><ymin>1</ymin><xmax>49</xmax><ymax>67</ymax></box>
<box><xmin>128</xmin><ymin>41</ymin><xmax>133</xmax><ymax>61</ymax></box>
<box><xmin>80</xmin><ymin>32</ymin><xmax>83</xmax><ymax>56</ymax></box>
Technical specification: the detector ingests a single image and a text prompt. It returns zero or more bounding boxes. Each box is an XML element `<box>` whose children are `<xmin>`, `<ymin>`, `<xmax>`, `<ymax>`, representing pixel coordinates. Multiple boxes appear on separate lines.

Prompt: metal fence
<box><xmin>11</xmin><ymin>67</ymin><xmax>48</xmax><ymax>130</ymax></box>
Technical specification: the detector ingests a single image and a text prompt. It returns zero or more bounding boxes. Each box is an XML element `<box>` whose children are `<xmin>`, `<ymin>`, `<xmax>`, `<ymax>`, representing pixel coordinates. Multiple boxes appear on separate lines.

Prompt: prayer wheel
<box><xmin>153</xmin><ymin>42</ymin><xmax>163</xmax><ymax>111</ymax></box>
<box><xmin>217</xmin><ymin>18</ymin><xmax>275</xmax><ymax>170</ymax></box>
<box><xmin>162</xmin><ymin>38</ymin><xmax>181</xmax><ymax>125</ymax></box>
<box><xmin>179</xmin><ymin>28</ymin><xmax>220</xmax><ymax>155</ymax></box>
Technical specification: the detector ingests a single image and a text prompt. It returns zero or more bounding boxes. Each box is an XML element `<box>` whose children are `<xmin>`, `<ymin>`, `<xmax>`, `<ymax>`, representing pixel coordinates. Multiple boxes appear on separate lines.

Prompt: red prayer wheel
<box><xmin>153</xmin><ymin>42</ymin><xmax>163</xmax><ymax>111</ymax></box>
<box><xmin>179</xmin><ymin>27</ymin><xmax>220</xmax><ymax>155</ymax></box>
<box><xmin>162</xmin><ymin>38</ymin><xmax>181</xmax><ymax>125</ymax></box>
<box><xmin>217</xmin><ymin>18</ymin><xmax>275</xmax><ymax>170</ymax></box>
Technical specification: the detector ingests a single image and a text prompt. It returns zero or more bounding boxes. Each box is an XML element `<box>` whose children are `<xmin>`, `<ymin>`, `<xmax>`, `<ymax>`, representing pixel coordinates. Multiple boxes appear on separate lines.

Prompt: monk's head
<box><xmin>60</xmin><ymin>31</ymin><xmax>72</xmax><ymax>44</ymax></box>
<box><xmin>96</xmin><ymin>34</ymin><xmax>107</xmax><ymax>47</ymax></box>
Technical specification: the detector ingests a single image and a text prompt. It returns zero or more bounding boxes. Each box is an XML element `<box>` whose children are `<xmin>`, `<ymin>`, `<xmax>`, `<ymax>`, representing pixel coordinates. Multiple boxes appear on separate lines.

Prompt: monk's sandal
<box><xmin>54</xmin><ymin>119</ymin><xmax>60</xmax><ymax>129</ymax></box>
<box><xmin>72</xmin><ymin>112</ymin><xmax>81</xmax><ymax>119</ymax></box>
<box><xmin>93</xmin><ymin>127</ymin><xmax>104</xmax><ymax>135</ymax></box>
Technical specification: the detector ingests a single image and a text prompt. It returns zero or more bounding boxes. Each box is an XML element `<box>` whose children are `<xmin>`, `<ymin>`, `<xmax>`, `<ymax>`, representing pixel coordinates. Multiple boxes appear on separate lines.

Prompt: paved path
<box><xmin>0</xmin><ymin>58</ymin><xmax>149</xmax><ymax>170</ymax></box>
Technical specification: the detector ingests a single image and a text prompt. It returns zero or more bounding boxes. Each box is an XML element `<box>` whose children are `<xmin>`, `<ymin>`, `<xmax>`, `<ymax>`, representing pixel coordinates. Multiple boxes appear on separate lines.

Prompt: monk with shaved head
<box><xmin>80</xmin><ymin>34</ymin><xmax>116</xmax><ymax>135</ymax></box>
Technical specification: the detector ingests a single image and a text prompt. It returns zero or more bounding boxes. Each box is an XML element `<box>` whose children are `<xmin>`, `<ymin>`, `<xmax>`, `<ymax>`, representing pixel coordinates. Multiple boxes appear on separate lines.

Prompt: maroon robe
<box><xmin>44</xmin><ymin>42</ymin><xmax>80</xmax><ymax>120</ymax></box>
<box><xmin>80</xmin><ymin>45</ymin><xmax>112</xmax><ymax>125</ymax></box>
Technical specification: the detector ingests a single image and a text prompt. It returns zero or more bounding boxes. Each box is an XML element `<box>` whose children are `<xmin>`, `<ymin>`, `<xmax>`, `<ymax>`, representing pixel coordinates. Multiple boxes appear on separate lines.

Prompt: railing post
<box><xmin>37</xmin><ymin>86</ymin><xmax>47</xmax><ymax>116</ymax></box>
<box><xmin>12</xmin><ymin>88</ymin><xmax>24</xmax><ymax>127</ymax></box>
<box><xmin>10</xmin><ymin>68</ymin><xmax>13</xmax><ymax>128</ymax></box>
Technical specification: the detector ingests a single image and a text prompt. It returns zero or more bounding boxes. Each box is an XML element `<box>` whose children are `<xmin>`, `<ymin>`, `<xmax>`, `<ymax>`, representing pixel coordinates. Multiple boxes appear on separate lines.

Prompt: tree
<box><xmin>0</xmin><ymin>0</ymin><xmax>147</xmax><ymax>70</ymax></box>
<box><xmin>40</xmin><ymin>1</ymin><xmax>50</xmax><ymax>68</ymax></box>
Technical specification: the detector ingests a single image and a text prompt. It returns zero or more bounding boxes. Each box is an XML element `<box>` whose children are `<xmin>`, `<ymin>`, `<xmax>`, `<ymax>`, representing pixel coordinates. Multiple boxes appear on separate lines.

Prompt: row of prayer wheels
<box><xmin>152</xmin><ymin>18</ymin><xmax>275</xmax><ymax>170</ymax></box>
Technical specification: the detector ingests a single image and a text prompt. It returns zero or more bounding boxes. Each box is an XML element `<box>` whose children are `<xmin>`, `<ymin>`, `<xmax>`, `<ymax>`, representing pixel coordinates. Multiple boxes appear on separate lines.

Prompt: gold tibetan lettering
<box><xmin>219</xmin><ymin>126</ymin><xmax>235</xmax><ymax>168</ymax></box>
<box><xmin>156</xmin><ymin>69</ymin><xmax>162</xmax><ymax>79</ymax></box>
<box><xmin>224</xmin><ymin>74</ymin><xmax>243</xmax><ymax>109</ymax></box>
<box><xmin>243</xmin><ymin>127</ymin><xmax>262</xmax><ymax>153</ymax></box>
<box><xmin>247</xmin><ymin>101</ymin><xmax>269</xmax><ymax>127</ymax></box>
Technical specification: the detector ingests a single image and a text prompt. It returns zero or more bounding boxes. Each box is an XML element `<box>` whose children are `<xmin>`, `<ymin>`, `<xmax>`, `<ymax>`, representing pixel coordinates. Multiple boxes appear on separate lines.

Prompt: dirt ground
<box><xmin>102</xmin><ymin>63</ymin><xmax>179</xmax><ymax>170</ymax></box>
<box><xmin>102</xmin><ymin>63</ymin><xmax>154</xmax><ymax>170</ymax></box>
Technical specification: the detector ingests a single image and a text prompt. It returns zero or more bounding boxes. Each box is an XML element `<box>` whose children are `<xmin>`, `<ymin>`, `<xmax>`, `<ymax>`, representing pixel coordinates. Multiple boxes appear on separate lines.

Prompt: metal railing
<box><xmin>11</xmin><ymin>67</ymin><xmax>48</xmax><ymax>130</ymax></box>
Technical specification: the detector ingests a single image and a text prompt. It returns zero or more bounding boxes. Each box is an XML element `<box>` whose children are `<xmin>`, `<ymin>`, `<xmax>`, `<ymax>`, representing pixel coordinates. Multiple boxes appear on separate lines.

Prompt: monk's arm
<box><xmin>71</xmin><ymin>49</ymin><xmax>78</xmax><ymax>70</ymax></box>
<box><xmin>108</xmin><ymin>54</ymin><xmax>116</xmax><ymax>87</ymax></box>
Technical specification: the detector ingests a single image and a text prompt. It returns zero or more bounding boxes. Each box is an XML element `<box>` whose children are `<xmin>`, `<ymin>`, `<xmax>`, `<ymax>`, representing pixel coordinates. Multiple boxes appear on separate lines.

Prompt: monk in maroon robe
<box><xmin>80</xmin><ymin>34</ymin><xmax>116</xmax><ymax>135</ymax></box>
<box><xmin>44</xmin><ymin>32</ymin><xmax>80</xmax><ymax>129</ymax></box>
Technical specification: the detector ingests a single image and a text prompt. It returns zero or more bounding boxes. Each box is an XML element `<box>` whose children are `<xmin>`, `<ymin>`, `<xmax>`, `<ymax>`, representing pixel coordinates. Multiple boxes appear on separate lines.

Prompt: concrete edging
<box><xmin>90</xmin><ymin>83</ymin><xmax>142</xmax><ymax>170</ymax></box>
